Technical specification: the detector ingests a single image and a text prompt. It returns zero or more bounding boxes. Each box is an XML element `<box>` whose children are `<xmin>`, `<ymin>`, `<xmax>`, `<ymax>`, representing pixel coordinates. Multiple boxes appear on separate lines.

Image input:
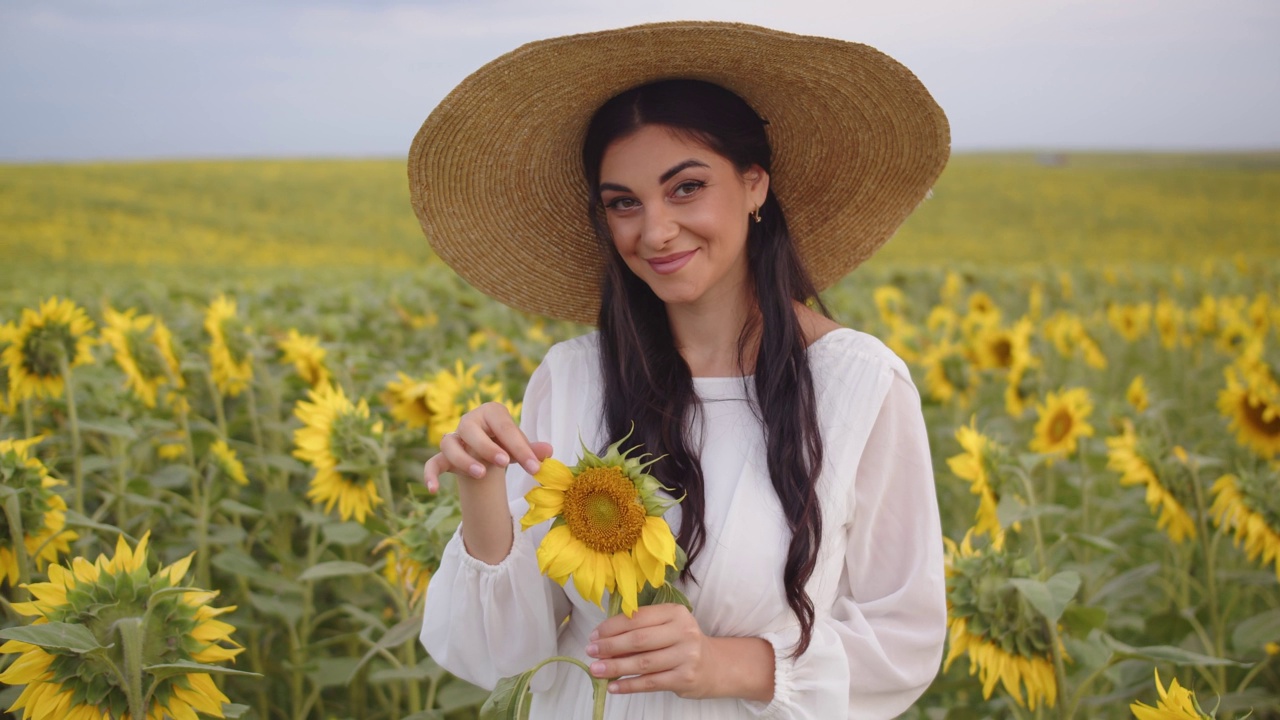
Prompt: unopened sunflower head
<box><xmin>204</xmin><ymin>294</ymin><xmax>254</xmax><ymax>398</ymax></box>
<box><xmin>1130</xmin><ymin>669</ymin><xmax>1215</xmax><ymax>720</ymax></box>
<box><xmin>521</xmin><ymin>423</ymin><xmax>681</xmax><ymax>617</ymax></box>
<box><xmin>0</xmin><ymin>436</ymin><xmax>78</xmax><ymax>587</ymax></box>
<box><xmin>943</xmin><ymin>532</ymin><xmax>1062</xmax><ymax>711</ymax></box>
<box><xmin>2</xmin><ymin>297</ymin><xmax>96</xmax><ymax>403</ymax></box>
<box><xmin>293</xmin><ymin>383</ymin><xmax>385</xmax><ymax>523</ymax></box>
<box><xmin>0</xmin><ymin>532</ymin><xmax>246</xmax><ymax>720</ymax></box>
<box><xmin>102</xmin><ymin>307</ymin><xmax>184</xmax><ymax>409</ymax></box>
<box><xmin>278</xmin><ymin>329</ymin><xmax>331</xmax><ymax>388</ymax></box>
<box><xmin>375</xmin><ymin>500</ymin><xmax>451</xmax><ymax>608</ymax></box>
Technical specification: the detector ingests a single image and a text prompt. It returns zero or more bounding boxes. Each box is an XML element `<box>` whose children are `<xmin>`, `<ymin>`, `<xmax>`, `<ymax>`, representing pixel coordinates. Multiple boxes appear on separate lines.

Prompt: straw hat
<box><xmin>408</xmin><ymin>21</ymin><xmax>949</xmax><ymax>325</ymax></box>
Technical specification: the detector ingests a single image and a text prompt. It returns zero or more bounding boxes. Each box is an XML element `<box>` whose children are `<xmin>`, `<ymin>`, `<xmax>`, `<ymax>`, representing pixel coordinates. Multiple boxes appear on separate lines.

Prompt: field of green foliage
<box><xmin>0</xmin><ymin>154</ymin><xmax>1277</xmax><ymax>720</ymax></box>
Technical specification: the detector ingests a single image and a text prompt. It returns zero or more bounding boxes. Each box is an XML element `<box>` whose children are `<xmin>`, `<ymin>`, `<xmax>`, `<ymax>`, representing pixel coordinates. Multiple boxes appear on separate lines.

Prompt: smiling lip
<box><xmin>647</xmin><ymin>250</ymin><xmax>696</xmax><ymax>275</ymax></box>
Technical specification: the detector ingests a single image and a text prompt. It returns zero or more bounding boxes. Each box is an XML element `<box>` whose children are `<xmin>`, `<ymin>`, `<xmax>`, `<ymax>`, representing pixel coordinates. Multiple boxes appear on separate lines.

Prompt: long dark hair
<box><xmin>581</xmin><ymin>79</ymin><xmax>833</xmax><ymax>656</ymax></box>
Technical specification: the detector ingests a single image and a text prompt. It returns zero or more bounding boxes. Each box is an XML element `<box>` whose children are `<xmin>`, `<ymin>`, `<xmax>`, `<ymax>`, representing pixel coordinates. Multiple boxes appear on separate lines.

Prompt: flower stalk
<box><xmin>57</xmin><ymin>351</ymin><xmax>84</xmax><ymax>518</ymax></box>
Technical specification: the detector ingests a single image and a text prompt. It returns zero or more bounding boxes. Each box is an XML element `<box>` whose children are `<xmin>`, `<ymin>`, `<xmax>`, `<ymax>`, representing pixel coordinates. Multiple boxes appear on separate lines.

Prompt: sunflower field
<box><xmin>1</xmin><ymin>154</ymin><xmax>1278</xmax><ymax>720</ymax></box>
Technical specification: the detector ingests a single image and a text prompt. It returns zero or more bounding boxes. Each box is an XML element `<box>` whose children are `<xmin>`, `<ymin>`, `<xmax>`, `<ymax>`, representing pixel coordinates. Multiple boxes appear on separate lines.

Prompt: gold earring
<box><xmin>751</xmin><ymin>206</ymin><xmax>762</xmax><ymax>223</ymax></box>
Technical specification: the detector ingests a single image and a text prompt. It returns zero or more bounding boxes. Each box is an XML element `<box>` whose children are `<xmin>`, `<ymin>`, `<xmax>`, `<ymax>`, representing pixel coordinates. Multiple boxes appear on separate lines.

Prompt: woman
<box><xmin>412</xmin><ymin>22</ymin><xmax>949</xmax><ymax>719</ymax></box>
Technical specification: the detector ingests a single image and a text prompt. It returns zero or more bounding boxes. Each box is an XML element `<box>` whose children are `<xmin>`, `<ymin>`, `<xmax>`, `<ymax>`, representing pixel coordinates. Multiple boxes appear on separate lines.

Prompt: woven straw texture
<box><xmin>408</xmin><ymin>21</ymin><xmax>950</xmax><ymax>325</ymax></box>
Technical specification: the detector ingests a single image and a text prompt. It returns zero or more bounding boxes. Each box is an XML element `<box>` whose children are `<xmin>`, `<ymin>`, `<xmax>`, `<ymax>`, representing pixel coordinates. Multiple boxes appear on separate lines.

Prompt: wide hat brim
<box><xmin>409</xmin><ymin>21</ymin><xmax>950</xmax><ymax>326</ymax></box>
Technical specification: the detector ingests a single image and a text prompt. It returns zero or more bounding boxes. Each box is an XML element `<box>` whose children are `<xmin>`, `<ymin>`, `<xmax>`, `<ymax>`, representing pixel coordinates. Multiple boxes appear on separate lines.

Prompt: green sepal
<box><xmin>0</xmin><ymin>622</ymin><xmax>110</xmax><ymax>653</ymax></box>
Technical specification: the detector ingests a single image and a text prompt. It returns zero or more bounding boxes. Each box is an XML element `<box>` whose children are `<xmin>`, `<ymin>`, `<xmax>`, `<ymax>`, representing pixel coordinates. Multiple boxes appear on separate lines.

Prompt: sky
<box><xmin>1</xmin><ymin>0</ymin><xmax>1278</xmax><ymax>162</ymax></box>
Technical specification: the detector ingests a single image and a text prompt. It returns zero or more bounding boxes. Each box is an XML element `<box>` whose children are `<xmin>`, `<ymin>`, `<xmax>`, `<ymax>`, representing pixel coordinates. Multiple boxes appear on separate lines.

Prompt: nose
<box><xmin>639</xmin><ymin>202</ymin><xmax>679</xmax><ymax>250</ymax></box>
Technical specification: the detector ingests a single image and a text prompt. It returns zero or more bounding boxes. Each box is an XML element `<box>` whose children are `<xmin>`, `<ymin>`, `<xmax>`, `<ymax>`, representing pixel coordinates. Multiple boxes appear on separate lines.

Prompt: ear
<box><xmin>742</xmin><ymin>164</ymin><xmax>770</xmax><ymax>210</ymax></box>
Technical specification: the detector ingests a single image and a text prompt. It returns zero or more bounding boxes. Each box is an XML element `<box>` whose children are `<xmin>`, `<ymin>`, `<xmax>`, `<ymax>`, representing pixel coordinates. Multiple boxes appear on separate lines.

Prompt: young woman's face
<box><xmin>598</xmin><ymin>125</ymin><xmax>768</xmax><ymax>311</ymax></box>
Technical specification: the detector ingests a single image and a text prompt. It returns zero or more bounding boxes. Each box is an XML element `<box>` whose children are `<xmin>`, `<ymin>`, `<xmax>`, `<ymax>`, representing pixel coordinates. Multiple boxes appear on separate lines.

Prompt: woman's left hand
<box><xmin>585</xmin><ymin>603</ymin><xmax>717</xmax><ymax>699</ymax></box>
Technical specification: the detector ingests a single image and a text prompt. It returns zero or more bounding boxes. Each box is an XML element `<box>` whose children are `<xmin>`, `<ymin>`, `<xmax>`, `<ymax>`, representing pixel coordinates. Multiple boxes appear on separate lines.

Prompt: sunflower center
<box><xmin>942</xmin><ymin>354</ymin><xmax>969</xmax><ymax>391</ymax></box>
<box><xmin>991</xmin><ymin>338</ymin><xmax>1013</xmax><ymax>368</ymax></box>
<box><xmin>1047</xmin><ymin>410</ymin><xmax>1073</xmax><ymax>444</ymax></box>
<box><xmin>1241</xmin><ymin>395</ymin><xmax>1280</xmax><ymax>439</ymax></box>
<box><xmin>561</xmin><ymin>467</ymin><xmax>646</xmax><ymax>554</ymax></box>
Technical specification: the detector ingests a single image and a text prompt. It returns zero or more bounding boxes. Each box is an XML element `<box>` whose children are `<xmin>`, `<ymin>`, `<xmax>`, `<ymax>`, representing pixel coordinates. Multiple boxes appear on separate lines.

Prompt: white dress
<box><xmin>420</xmin><ymin>328</ymin><xmax>946</xmax><ymax>719</ymax></box>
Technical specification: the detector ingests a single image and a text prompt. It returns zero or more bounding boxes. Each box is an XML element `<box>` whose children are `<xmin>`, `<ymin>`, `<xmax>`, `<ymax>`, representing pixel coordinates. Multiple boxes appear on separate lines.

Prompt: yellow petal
<box><xmin>612</xmin><ymin>553</ymin><xmax>639</xmax><ymax>617</ymax></box>
<box><xmin>533</xmin><ymin>458</ymin><xmax>574</xmax><ymax>491</ymax></box>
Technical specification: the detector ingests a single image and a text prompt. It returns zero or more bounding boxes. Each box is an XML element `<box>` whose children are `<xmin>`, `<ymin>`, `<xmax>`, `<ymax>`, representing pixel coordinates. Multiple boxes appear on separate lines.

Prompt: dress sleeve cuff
<box><xmin>448</xmin><ymin>514</ymin><xmax>532</xmax><ymax>576</ymax></box>
<box><xmin>741</xmin><ymin>633</ymin><xmax>796</xmax><ymax>718</ymax></box>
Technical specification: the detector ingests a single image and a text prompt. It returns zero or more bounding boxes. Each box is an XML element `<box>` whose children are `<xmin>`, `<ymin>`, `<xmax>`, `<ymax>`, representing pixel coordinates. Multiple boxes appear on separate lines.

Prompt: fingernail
<box><xmin>607</xmin><ymin>683</ymin><xmax>619</xmax><ymax>693</ymax></box>
<box><xmin>469</xmin><ymin>463</ymin><xmax>485</xmax><ymax>478</ymax></box>
<box><xmin>590</xmin><ymin>662</ymin><xmax>605</xmax><ymax>676</ymax></box>
<box><xmin>524</xmin><ymin>458</ymin><xmax>541</xmax><ymax>475</ymax></box>
<box><xmin>495</xmin><ymin>452</ymin><xmax>510</xmax><ymax>465</ymax></box>
<box><xmin>588</xmin><ymin>630</ymin><xmax>599</xmax><ymax>642</ymax></box>
<box><xmin>585</xmin><ymin>643</ymin><xmax>598</xmax><ymax>657</ymax></box>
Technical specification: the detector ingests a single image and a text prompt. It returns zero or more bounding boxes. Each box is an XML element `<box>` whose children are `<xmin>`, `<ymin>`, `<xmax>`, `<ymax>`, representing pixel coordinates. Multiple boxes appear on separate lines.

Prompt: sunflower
<box><xmin>521</xmin><ymin>428</ymin><xmax>680</xmax><ymax>617</ymax></box>
<box><xmin>278</xmin><ymin>329</ymin><xmax>330</xmax><ymax>388</ymax></box>
<box><xmin>921</xmin><ymin>339</ymin><xmax>975</xmax><ymax>407</ymax></box>
<box><xmin>209</xmin><ymin>439</ymin><xmax>249</xmax><ymax>486</ymax></box>
<box><xmin>971</xmin><ymin>318</ymin><xmax>1034</xmax><ymax>372</ymax></box>
<box><xmin>383</xmin><ymin>371</ymin><xmax>433</xmax><ymax>430</ymax></box>
<box><xmin>944</xmin><ymin>532</ymin><xmax>1062</xmax><ymax>710</ymax></box>
<box><xmin>1105</xmin><ymin>420</ymin><xmax>1196</xmax><ymax>544</ymax></box>
<box><xmin>873</xmin><ymin>285</ymin><xmax>908</xmax><ymax>325</ymax></box>
<box><xmin>884</xmin><ymin>318</ymin><xmax>922</xmax><ymax>365</ymax></box>
<box><xmin>204</xmin><ymin>294</ymin><xmax>254</xmax><ymax>398</ymax></box>
<box><xmin>1029</xmin><ymin>388</ymin><xmax>1095</xmax><ymax>460</ymax></box>
<box><xmin>1005</xmin><ymin>361</ymin><xmax>1039</xmax><ymax>419</ymax></box>
<box><xmin>1107</xmin><ymin>302</ymin><xmax>1152</xmax><ymax>342</ymax></box>
<box><xmin>101</xmin><ymin>307</ymin><xmax>185</xmax><ymax>409</ymax></box>
<box><xmin>0</xmin><ymin>532</ymin><xmax>245</xmax><ymax>720</ymax></box>
<box><xmin>1042</xmin><ymin>312</ymin><xmax>1106</xmax><ymax>369</ymax></box>
<box><xmin>2</xmin><ymin>296</ymin><xmax>96</xmax><ymax>402</ymax></box>
<box><xmin>1217</xmin><ymin>362</ymin><xmax>1280</xmax><ymax>458</ymax></box>
<box><xmin>1154</xmin><ymin>297</ymin><xmax>1186</xmax><ymax>350</ymax></box>
<box><xmin>293</xmin><ymin>383</ymin><xmax>385</xmax><ymax>523</ymax></box>
<box><xmin>947</xmin><ymin>419</ymin><xmax>1016</xmax><ymax>550</ymax></box>
<box><xmin>1210</xmin><ymin>471</ymin><xmax>1280</xmax><ymax>581</ymax></box>
<box><xmin>1127</xmin><ymin>375</ymin><xmax>1151</xmax><ymax>413</ymax></box>
<box><xmin>424</xmin><ymin>360</ymin><xmax>512</xmax><ymax>446</ymax></box>
<box><xmin>940</xmin><ymin>270</ymin><xmax>964</xmax><ymax>306</ymax></box>
<box><xmin>1190</xmin><ymin>295</ymin><xmax>1218</xmax><ymax>337</ymax></box>
<box><xmin>1129</xmin><ymin>669</ymin><xmax>1213</xmax><ymax>720</ymax></box>
<box><xmin>0</xmin><ymin>437</ymin><xmax>78</xmax><ymax>587</ymax></box>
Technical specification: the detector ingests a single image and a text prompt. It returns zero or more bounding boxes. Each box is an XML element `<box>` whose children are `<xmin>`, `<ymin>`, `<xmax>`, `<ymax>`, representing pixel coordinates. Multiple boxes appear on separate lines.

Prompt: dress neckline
<box><xmin>690</xmin><ymin>327</ymin><xmax>853</xmax><ymax>383</ymax></box>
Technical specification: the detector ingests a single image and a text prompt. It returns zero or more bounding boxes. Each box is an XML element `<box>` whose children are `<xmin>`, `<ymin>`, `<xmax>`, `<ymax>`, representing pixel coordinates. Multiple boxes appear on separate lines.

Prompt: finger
<box><xmin>440</xmin><ymin>429</ymin><xmax>486</xmax><ymax>480</ymax></box>
<box><xmin>589</xmin><ymin>645</ymin><xmax>682</xmax><ymax>682</ymax></box>
<box><xmin>423</xmin><ymin>453</ymin><xmax>448</xmax><ymax>493</ymax></box>
<box><xmin>591</xmin><ymin>604</ymin><xmax>681</xmax><ymax>645</ymax></box>
<box><xmin>606</xmin><ymin>668</ymin><xmax>698</xmax><ymax>697</ymax></box>
<box><xmin>478</xmin><ymin>399</ymin><xmax>542</xmax><ymax>474</ymax></box>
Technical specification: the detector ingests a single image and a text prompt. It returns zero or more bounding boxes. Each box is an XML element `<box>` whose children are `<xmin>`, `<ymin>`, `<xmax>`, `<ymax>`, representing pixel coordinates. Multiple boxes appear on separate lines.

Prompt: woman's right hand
<box><xmin>422</xmin><ymin>401</ymin><xmax>554</xmax><ymax>493</ymax></box>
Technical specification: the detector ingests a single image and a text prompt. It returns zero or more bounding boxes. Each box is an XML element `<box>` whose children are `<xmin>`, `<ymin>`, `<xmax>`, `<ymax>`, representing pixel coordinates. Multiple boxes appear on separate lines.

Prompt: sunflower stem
<box><xmin>1016</xmin><ymin>467</ymin><xmax>1069</xmax><ymax>719</ymax></box>
<box><xmin>245</xmin><ymin>379</ymin><xmax>271</xmax><ymax>483</ymax></box>
<box><xmin>112</xmin><ymin>434</ymin><xmax>130</xmax><ymax>531</ymax></box>
<box><xmin>117</xmin><ymin>617</ymin><xmax>148</xmax><ymax>720</ymax></box>
<box><xmin>21</xmin><ymin>396</ymin><xmax>34</xmax><ymax>441</ymax></box>
<box><xmin>195</xmin><ymin>464</ymin><xmax>213</xmax><ymax>590</ymax></box>
<box><xmin>57</xmin><ymin>351</ymin><xmax>84</xmax><ymax>518</ymax></box>
<box><xmin>1186</xmin><ymin>457</ymin><xmax>1226</xmax><ymax>691</ymax></box>
<box><xmin>203</xmin><ymin>367</ymin><xmax>228</xmax><ymax>439</ymax></box>
<box><xmin>1</xmin><ymin>493</ymin><xmax>32</xmax><ymax>601</ymax></box>
<box><xmin>592</xmin><ymin>676</ymin><xmax>609</xmax><ymax>719</ymax></box>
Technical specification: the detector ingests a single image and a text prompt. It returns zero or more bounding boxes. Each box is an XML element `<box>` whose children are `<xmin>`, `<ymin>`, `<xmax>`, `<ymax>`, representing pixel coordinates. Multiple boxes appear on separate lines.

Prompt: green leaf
<box><xmin>299</xmin><ymin>561</ymin><xmax>374</xmax><ymax>582</ymax></box>
<box><xmin>996</xmin><ymin>495</ymin><xmax>1068</xmax><ymax>527</ymax></box>
<box><xmin>346</xmin><ymin>615</ymin><xmax>423</xmax><ymax>683</ymax></box>
<box><xmin>144</xmin><ymin>661</ymin><xmax>263</xmax><ymax>681</ymax></box>
<box><xmin>1008</xmin><ymin>571</ymin><xmax>1079</xmax><ymax>624</ymax></box>
<box><xmin>150</xmin><ymin>463</ymin><xmax>195</xmax><ymax>489</ymax></box>
<box><xmin>250</xmin><ymin>592</ymin><xmax>304</xmax><ymax>625</ymax></box>
<box><xmin>480</xmin><ymin>671</ymin><xmax>535</xmax><ymax>720</ymax></box>
<box><xmin>80</xmin><ymin>454</ymin><xmax>116</xmax><ymax>474</ymax></box>
<box><xmin>368</xmin><ymin>659</ymin><xmax>441</xmax><ymax>684</ymax></box>
<box><xmin>322</xmin><ymin>522</ymin><xmax>370</xmax><ymax>547</ymax></box>
<box><xmin>0</xmin><ymin>622</ymin><xmax>108</xmax><ymax>653</ymax></box>
<box><xmin>79</xmin><ymin>419</ymin><xmax>138</xmax><ymax>440</ymax></box>
<box><xmin>1061</xmin><ymin>605</ymin><xmax>1108</xmax><ymax>636</ymax></box>
<box><xmin>305</xmin><ymin>657</ymin><xmax>363</xmax><ymax>688</ymax></box>
<box><xmin>1091</xmin><ymin>562</ymin><xmax>1160</xmax><ymax>604</ymax></box>
<box><xmin>1067</xmin><ymin>533</ymin><xmax>1125</xmax><ymax>555</ymax></box>
<box><xmin>61</xmin><ymin>510</ymin><xmax>132</xmax><ymax>539</ymax></box>
<box><xmin>217</xmin><ymin>498</ymin><xmax>263</xmax><ymax>518</ymax></box>
<box><xmin>1101</xmin><ymin>634</ymin><xmax>1250</xmax><ymax>667</ymax></box>
<box><xmin>263</xmin><ymin>453</ymin><xmax>308</xmax><ymax>475</ymax></box>
<box><xmin>1232</xmin><ymin>608</ymin><xmax>1280</xmax><ymax>654</ymax></box>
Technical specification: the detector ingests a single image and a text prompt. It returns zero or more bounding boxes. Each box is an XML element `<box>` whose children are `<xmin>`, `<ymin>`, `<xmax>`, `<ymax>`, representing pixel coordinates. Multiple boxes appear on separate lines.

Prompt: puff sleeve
<box><xmin>745</xmin><ymin>368</ymin><xmax>947</xmax><ymax>719</ymax></box>
<box><xmin>418</xmin><ymin>350</ymin><xmax>573</xmax><ymax>690</ymax></box>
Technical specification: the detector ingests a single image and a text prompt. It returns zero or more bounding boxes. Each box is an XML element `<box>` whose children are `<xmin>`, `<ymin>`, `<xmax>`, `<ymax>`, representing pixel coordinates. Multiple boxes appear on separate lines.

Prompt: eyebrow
<box><xmin>598</xmin><ymin>158</ymin><xmax>711</xmax><ymax>194</ymax></box>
